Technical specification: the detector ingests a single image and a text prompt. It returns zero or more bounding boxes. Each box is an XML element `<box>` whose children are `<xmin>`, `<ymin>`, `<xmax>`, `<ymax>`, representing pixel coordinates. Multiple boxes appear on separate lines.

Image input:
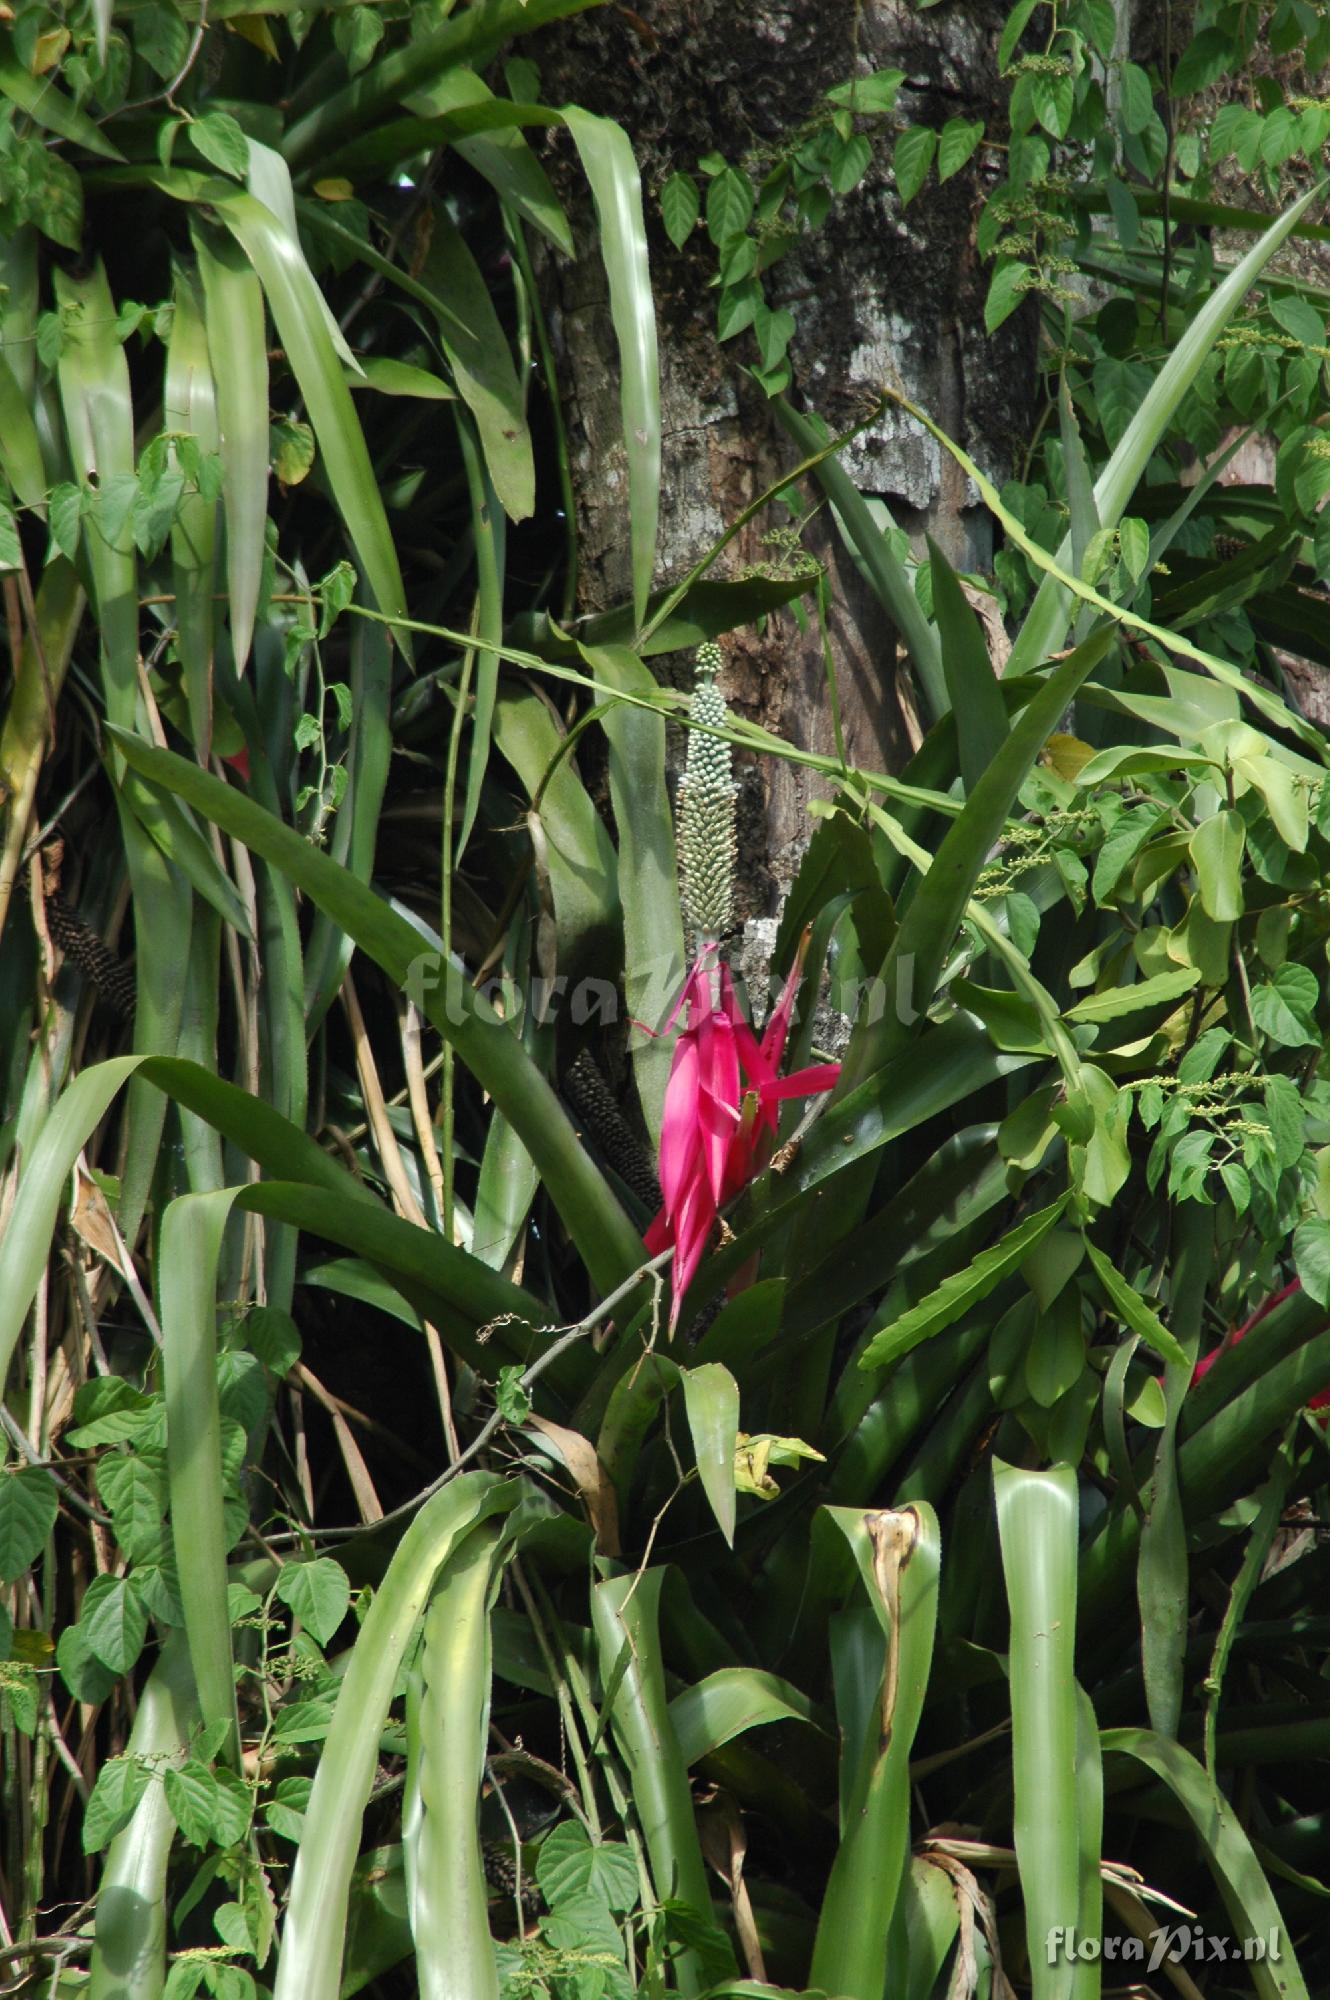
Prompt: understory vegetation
<box><xmin>5</xmin><ymin>0</ymin><xmax>1330</xmax><ymax>1995</ymax></box>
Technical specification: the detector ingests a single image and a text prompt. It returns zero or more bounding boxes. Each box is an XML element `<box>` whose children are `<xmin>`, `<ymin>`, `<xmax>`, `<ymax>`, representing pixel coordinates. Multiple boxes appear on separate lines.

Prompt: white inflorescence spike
<box><xmin>677</xmin><ymin>643</ymin><xmax>738</xmax><ymax>942</ymax></box>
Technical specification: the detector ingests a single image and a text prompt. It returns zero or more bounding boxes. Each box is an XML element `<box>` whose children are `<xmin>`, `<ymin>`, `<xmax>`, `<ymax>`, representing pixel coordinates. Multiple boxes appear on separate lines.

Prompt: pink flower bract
<box><xmin>645</xmin><ymin>948</ymin><xmax>839</xmax><ymax>1328</ymax></box>
<box><xmin>1192</xmin><ymin>1278</ymin><xmax>1330</xmax><ymax>1410</ymax></box>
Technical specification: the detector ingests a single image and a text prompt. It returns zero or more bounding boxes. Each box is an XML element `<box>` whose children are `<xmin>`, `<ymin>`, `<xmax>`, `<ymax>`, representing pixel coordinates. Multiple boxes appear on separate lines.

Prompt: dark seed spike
<box><xmin>563</xmin><ymin>1050</ymin><xmax>662</xmax><ymax>1212</ymax></box>
<box><xmin>42</xmin><ymin>890</ymin><xmax>136</xmax><ymax>1023</ymax></box>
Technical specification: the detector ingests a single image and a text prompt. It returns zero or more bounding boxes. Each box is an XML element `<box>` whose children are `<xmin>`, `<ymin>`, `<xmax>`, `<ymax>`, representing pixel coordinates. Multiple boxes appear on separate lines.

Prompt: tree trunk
<box><xmin>532</xmin><ymin>0</ymin><xmax>1037</xmax><ymax>919</ymax></box>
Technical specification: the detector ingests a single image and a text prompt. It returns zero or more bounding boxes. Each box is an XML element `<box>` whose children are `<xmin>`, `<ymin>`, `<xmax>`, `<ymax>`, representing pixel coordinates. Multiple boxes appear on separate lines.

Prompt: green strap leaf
<box><xmin>1101</xmin><ymin>1729</ymin><xmax>1310</xmax><ymax>2000</ymax></box>
<box><xmin>773</xmin><ymin>398</ymin><xmax>946</xmax><ymax>719</ymax></box>
<box><xmin>274</xmin><ymin>1476</ymin><xmax>520</xmax><ymax>2000</ymax></box>
<box><xmin>104</xmin><ymin>734</ymin><xmax>645</xmax><ymax>1295</ymax></box>
<box><xmin>0</xmin><ymin>52</ymin><xmax>125</xmax><ymax>160</ymax></box>
<box><xmin>562</xmin><ymin>106</ymin><xmax>660</xmax><ymax>632</ymax></box>
<box><xmin>193</xmin><ymin>222</ymin><xmax>269</xmax><ymax>674</ymax></box>
<box><xmin>994</xmin><ymin>1461</ymin><xmax>1082</xmax><ymax>2000</ymax></box>
<box><xmin>205</xmin><ymin>186</ymin><xmax>409</xmax><ymax>650</ymax></box>
<box><xmin>668</xmin><ymin>1668</ymin><xmax>825</xmax><ymax>1767</ymax></box>
<box><xmin>810</xmin><ymin>1504</ymin><xmax>941</xmax><ymax>2000</ymax></box>
<box><xmin>927</xmin><ymin>535</ymin><xmax>1008</xmax><ymax>788</ymax></box>
<box><xmin>160</xmin><ymin>1189</ymin><xmax>245</xmax><ymax>1764</ymax></box>
<box><xmin>419</xmin><ymin>213</ymin><xmax>534</xmax><ymax>524</ymax></box>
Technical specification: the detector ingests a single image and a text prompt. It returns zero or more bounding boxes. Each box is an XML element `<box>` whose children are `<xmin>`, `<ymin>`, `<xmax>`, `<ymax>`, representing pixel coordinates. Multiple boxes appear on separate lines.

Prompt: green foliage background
<box><xmin>5</xmin><ymin>0</ymin><xmax>1330</xmax><ymax>1996</ymax></box>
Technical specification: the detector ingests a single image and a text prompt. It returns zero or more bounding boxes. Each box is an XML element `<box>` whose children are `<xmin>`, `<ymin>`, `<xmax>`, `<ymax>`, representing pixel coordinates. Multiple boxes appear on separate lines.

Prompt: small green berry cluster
<box><xmin>677</xmin><ymin>642</ymin><xmax>737</xmax><ymax>941</ymax></box>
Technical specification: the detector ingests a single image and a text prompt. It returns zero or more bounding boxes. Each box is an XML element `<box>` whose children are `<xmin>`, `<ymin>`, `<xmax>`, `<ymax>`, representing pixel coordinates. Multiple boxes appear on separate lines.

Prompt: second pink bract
<box><xmin>645</xmin><ymin>948</ymin><xmax>840</xmax><ymax>1327</ymax></box>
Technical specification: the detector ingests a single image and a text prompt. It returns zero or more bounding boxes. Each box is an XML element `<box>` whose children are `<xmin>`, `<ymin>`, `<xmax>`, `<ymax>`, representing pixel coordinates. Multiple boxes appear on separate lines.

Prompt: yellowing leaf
<box><xmin>1042</xmin><ymin>731</ymin><xmax>1096</xmax><ymax>781</ymax></box>
<box><xmin>226</xmin><ymin>13</ymin><xmax>279</xmax><ymax>57</ymax></box>
<box><xmin>734</xmin><ymin>1432</ymin><xmax>826</xmax><ymax>1499</ymax></box>
<box><xmin>31</xmin><ymin>26</ymin><xmax>70</xmax><ymax>72</ymax></box>
<box><xmin>313</xmin><ymin>178</ymin><xmax>355</xmax><ymax>202</ymax></box>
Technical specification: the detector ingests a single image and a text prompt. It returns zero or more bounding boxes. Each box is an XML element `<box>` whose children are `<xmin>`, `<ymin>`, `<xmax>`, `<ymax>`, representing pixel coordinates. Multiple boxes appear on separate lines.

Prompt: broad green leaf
<box><xmin>1293</xmin><ymin>1219</ymin><xmax>1330</xmax><ymax>1307</ymax></box>
<box><xmin>0</xmin><ymin>1466</ymin><xmax>59</xmax><ymax>1581</ymax></box>
<box><xmin>404</xmin><ymin>1519</ymin><xmax>514</xmax><ymax>2000</ymax></box>
<box><xmin>680</xmin><ymin>1363</ymin><xmax>740</xmax><ymax>1548</ymax></box>
<box><xmin>417</xmin><ymin>211</ymin><xmax>534</xmax><ymax>523</ymax></box>
<box><xmin>706</xmin><ymin>167</ymin><xmax>754</xmax><ymax>244</ymax></box>
<box><xmin>248</xmin><ymin>139</ymin><xmax>360</xmax><ymax>371</ymax></box>
<box><xmin>0</xmin><ymin>350</ymin><xmax>47</xmax><ymax>510</ymax></box>
<box><xmin>937</xmin><ymin>116</ymin><xmax>984</xmax><ymax>181</ymax></box>
<box><xmin>1237</xmin><ymin>752</ymin><xmax>1309</xmax><ymax>852</ymax></box>
<box><xmin>347</xmin><ymin>356</ymin><xmax>455</xmax><ymax>400</ymax></box>
<box><xmin>164</xmin><ymin>1760</ymin><xmax>250</xmax><ymax>1848</ymax></box>
<box><xmin>985</xmin><ymin>257</ymin><xmax>1031</xmax><ymax>332</ymax></box>
<box><xmin>1055</xmin><ymin>1063</ymin><xmax>1122</xmax><ymax>1203</ymax></box>
<box><xmin>1084</xmin><ymin>1242</ymin><xmax>1189</xmax><ymax>1369</ymax></box>
<box><xmin>164</xmin><ymin>266</ymin><xmax>220</xmax><ymax>756</ymax></box>
<box><xmin>276</xmin><ymin>1558</ymin><xmax>350</xmax><ymax>1647</ymax></box>
<box><xmin>161</xmin><ymin>1189</ymin><xmax>244</xmax><ymax>1762</ymax></box>
<box><xmin>893</xmin><ymin>125</ymin><xmax>936</xmax><ymax>204</ymax></box>
<box><xmin>1119</xmin><ymin>61</ymin><xmax>1155</xmax><ymax>135</ymax></box>
<box><xmin>1250</xmin><ymin>963</ymin><xmax>1319</xmax><ymax>1048</ymax></box>
<box><xmin>1064</xmin><ymin>965</ymin><xmax>1199</xmax><ymax>1024</ymax></box>
<box><xmin>995</xmin><ymin>1462</ymin><xmax>1083</xmax><ymax>2000</ymax></box>
<box><xmin>82</xmin><ymin>1575</ymin><xmax>149</xmax><ymax>1676</ymax></box>
<box><xmin>661</xmin><ymin>170</ymin><xmax>700</xmax><ymax>246</ymax></box>
<box><xmin>826</xmin><ymin>67</ymin><xmax>905</xmax><ymax>111</ymax></box>
<box><xmin>860</xmin><ymin>1197</ymin><xmax>1069</xmax><ymax>1370</ymax></box>
<box><xmin>52</xmin><ymin>262</ymin><xmax>137</xmax><ymax>720</ymax></box>
<box><xmin>1189</xmin><ymin>810</ymin><xmax>1245</xmax><ymax>921</ymax></box>
<box><xmin>535</xmin><ymin>1822</ymin><xmax>638</xmax><ymax>1914</ymax></box>
<box><xmin>96</xmin><ymin>1452</ymin><xmax>168</xmax><ymax>1563</ymax></box>
<box><xmin>0</xmin><ymin>1057</ymin><xmax>140</xmax><ymax>1405</ymax></box>
<box><xmin>82</xmin><ymin>1755</ymin><xmax>153</xmax><ymax>1855</ymax></box>
<box><xmin>205</xmin><ymin>186</ymin><xmax>409</xmax><ymax>645</ymax></box>
<box><xmin>669</xmin><ymin>1668</ymin><xmax>824</xmax><ymax>1766</ymax></box>
<box><xmin>405</xmin><ymin>70</ymin><xmax>572</xmax><ymax>255</ymax></box>
<box><xmin>191</xmin><ymin>110</ymin><xmax>251</xmax><ymax>179</ymax></box>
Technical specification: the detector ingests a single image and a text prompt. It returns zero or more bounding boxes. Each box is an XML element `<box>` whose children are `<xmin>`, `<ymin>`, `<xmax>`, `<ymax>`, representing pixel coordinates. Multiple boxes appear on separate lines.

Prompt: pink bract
<box><xmin>646</xmin><ymin>949</ymin><xmax>839</xmax><ymax>1328</ymax></box>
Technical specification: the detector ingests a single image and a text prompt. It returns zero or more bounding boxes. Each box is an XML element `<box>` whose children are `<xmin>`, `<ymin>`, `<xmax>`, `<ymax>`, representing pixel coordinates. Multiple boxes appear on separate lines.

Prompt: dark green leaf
<box><xmin>894</xmin><ymin>126</ymin><xmax>936</xmax><ymax>205</ymax></box>
<box><xmin>660</xmin><ymin>170</ymin><xmax>699</xmax><ymax>247</ymax></box>
<box><xmin>83</xmin><ymin>1755</ymin><xmax>152</xmax><ymax>1853</ymax></box>
<box><xmin>81</xmin><ymin>1574</ymin><xmax>149</xmax><ymax>1675</ymax></box>
<box><xmin>0</xmin><ymin>1467</ymin><xmax>58</xmax><ymax>1581</ymax></box>
<box><xmin>276</xmin><ymin>1560</ymin><xmax>351</xmax><ymax>1647</ymax></box>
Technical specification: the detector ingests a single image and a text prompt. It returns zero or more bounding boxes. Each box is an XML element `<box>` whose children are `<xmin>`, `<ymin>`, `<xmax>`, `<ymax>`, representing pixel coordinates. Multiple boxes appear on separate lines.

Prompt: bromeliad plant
<box><xmin>9</xmin><ymin>4</ymin><xmax>1330</xmax><ymax>1996</ymax></box>
<box><xmin>646</xmin><ymin>643</ymin><xmax>840</xmax><ymax>1324</ymax></box>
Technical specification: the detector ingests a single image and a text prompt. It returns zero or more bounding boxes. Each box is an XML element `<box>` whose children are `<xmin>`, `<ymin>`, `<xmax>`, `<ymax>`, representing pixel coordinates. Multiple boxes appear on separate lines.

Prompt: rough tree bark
<box><xmin>531</xmin><ymin>0</ymin><xmax>1038</xmax><ymax>916</ymax></box>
